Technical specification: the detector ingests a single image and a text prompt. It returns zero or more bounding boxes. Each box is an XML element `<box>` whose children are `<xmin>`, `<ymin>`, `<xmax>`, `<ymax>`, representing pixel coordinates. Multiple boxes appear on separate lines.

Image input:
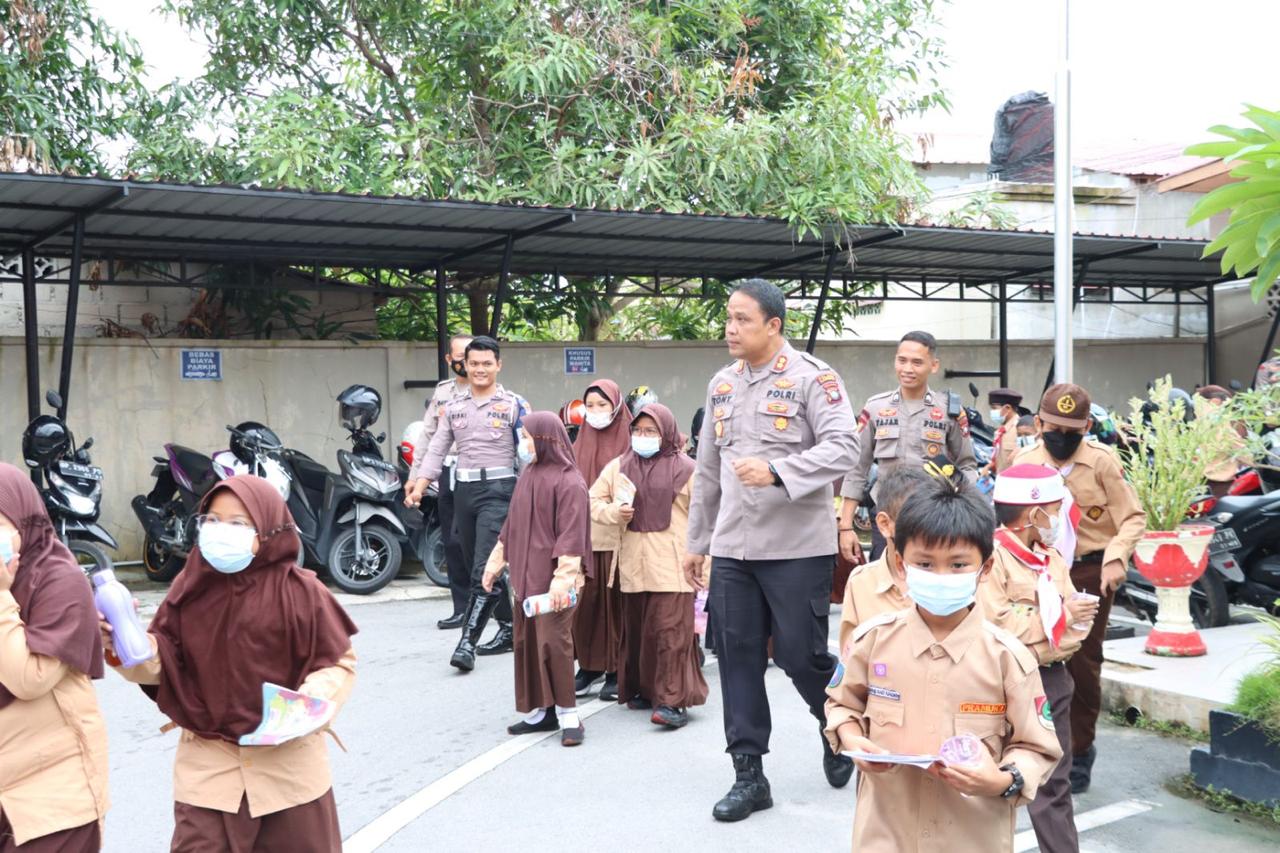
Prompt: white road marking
<box><xmin>1013</xmin><ymin>799</ymin><xmax>1157</xmax><ymax>852</ymax></box>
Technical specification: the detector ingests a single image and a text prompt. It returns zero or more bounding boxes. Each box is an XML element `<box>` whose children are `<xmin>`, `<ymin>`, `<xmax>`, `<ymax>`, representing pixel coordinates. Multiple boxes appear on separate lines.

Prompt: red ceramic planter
<box><xmin>1131</xmin><ymin>525</ymin><xmax>1214</xmax><ymax>656</ymax></box>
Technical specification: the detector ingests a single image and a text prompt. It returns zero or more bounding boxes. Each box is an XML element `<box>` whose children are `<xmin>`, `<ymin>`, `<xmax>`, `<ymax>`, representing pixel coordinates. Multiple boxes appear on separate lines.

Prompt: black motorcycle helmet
<box><xmin>338</xmin><ymin>384</ymin><xmax>382</xmax><ymax>431</ymax></box>
<box><xmin>22</xmin><ymin>415</ymin><xmax>71</xmax><ymax>467</ymax></box>
<box><xmin>229</xmin><ymin>421</ymin><xmax>283</xmax><ymax>464</ymax></box>
<box><xmin>625</xmin><ymin>385</ymin><xmax>659</xmax><ymax>417</ymax></box>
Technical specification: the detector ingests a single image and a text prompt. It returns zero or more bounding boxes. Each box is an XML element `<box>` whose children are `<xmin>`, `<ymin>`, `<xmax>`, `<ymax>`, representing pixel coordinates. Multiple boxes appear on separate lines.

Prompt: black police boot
<box><xmin>712</xmin><ymin>754</ymin><xmax>772</xmax><ymax>822</ymax></box>
<box><xmin>436</xmin><ymin>610</ymin><xmax>465</xmax><ymax>630</ymax></box>
<box><xmin>1069</xmin><ymin>744</ymin><xmax>1097</xmax><ymax>794</ymax></box>
<box><xmin>821</xmin><ymin>723</ymin><xmax>854</xmax><ymax>788</ymax></box>
<box><xmin>476</xmin><ymin>620</ymin><xmax>514</xmax><ymax>655</ymax></box>
<box><xmin>450</xmin><ymin>594</ymin><xmax>498</xmax><ymax>672</ymax></box>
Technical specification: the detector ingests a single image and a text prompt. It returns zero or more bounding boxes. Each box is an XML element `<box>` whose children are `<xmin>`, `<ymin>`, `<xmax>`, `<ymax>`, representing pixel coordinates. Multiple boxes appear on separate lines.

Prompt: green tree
<box><xmin>130</xmin><ymin>0</ymin><xmax>949</xmax><ymax>340</ymax></box>
<box><xmin>0</xmin><ymin>0</ymin><xmax>150</xmax><ymax>173</ymax></box>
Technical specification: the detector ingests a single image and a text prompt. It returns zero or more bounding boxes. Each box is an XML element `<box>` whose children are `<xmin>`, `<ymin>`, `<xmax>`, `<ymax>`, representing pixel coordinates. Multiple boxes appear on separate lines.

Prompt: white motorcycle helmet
<box><xmin>400</xmin><ymin>420</ymin><xmax>425</xmax><ymax>469</ymax></box>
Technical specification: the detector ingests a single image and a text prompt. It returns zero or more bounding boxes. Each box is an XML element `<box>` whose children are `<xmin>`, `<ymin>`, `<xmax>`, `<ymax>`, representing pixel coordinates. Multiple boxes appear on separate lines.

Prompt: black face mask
<box><xmin>450</xmin><ymin>359</ymin><xmax>467</xmax><ymax>378</ymax></box>
<box><xmin>1042</xmin><ymin>429</ymin><xmax>1084</xmax><ymax>461</ymax></box>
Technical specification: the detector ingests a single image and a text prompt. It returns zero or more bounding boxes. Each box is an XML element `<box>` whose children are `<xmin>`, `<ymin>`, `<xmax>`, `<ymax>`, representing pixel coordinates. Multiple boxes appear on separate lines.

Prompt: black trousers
<box><xmin>453</xmin><ymin>477</ymin><xmax>515</xmax><ymax>623</ymax></box>
<box><xmin>709</xmin><ymin>555</ymin><xmax>836</xmax><ymax>755</ymax></box>
<box><xmin>436</xmin><ymin>463</ymin><xmax>470</xmax><ymax>615</ymax></box>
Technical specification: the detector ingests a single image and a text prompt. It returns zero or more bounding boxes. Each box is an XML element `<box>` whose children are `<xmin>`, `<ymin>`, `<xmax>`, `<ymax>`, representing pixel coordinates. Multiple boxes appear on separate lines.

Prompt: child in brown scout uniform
<box><xmin>825</xmin><ymin>478</ymin><xmax>1062</xmax><ymax>853</ymax></box>
<box><xmin>984</xmin><ymin>464</ymin><xmax>1101</xmax><ymax>853</ymax></box>
<box><xmin>837</xmin><ymin>466</ymin><xmax>933</xmax><ymax>659</ymax></box>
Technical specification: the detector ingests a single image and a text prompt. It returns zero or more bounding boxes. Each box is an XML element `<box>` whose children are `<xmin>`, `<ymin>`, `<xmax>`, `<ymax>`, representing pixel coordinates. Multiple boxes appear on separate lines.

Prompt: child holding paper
<box><xmin>589</xmin><ymin>404</ymin><xmax>708</xmax><ymax>727</ymax></box>
<box><xmin>824</xmin><ymin>478</ymin><xmax>1061</xmax><ymax>852</ymax></box>
<box><xmin>107</xmin><ymin>475</ymin><xmax>357</xmax><ymax>852</ymax></box>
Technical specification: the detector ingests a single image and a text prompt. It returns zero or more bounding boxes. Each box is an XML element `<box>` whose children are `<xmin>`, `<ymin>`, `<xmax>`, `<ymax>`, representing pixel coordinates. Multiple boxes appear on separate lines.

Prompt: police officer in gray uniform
<box><xmin>684</xmin><ymin>279</ymin><xmax>859</xmax><ymax>823</ymax></box>
<box><xmin>409</xmin><ymin>336</ymin><xmax>529</xmax><ymax>672</ymax></box>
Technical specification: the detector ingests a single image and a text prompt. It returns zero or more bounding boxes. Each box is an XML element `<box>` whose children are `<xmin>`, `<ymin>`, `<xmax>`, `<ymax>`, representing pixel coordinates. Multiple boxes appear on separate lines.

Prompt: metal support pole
<box><xmin>1204</xmin><ymin>283</ymin><xmax>1216</xmax><ymax>385</ymax></box>
<box><xmin>21</xmin><ymin>247</ymin><xmax>40</xmax><ymax>485</ymax></box>
<box><xmin>488</xmin><ymin>235</ymin><xmax>515</xmax><ymax>338</ymax></box>
<box><xmin>1255</xmin><ymin>306</ymin><xmax>1280</xmax><ymax>388</ymax></box>
<box><xmin>806</xmin><ymin>251</ymin><xmax>839</xmax><ymax>355</ymax></box>
<box><xmin>1052</xmin><ymin>0</ymin><xmax>1073</xmax><ymax>383</ymax></box>
<box><xmin>57</xmin><ymin>215</ymin><xmax>85</xmax><ymax>419</ymax></box>
<box><xmin>998</xmin><ymin>279</ymin><xmax>1010</xmax><ymax>387</ymax></box>
<box><xmin>435</xmin><ymin>264</ymin><xmax>448</xmax><ymax>381</ymax></box>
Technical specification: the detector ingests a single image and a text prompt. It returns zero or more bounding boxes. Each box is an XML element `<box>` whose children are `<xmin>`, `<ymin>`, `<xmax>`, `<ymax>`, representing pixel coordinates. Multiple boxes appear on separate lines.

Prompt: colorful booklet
<box><xmin>238</xmin><ymin>683</ymin><xmax>336</xmax><ymax>747</ymax></box>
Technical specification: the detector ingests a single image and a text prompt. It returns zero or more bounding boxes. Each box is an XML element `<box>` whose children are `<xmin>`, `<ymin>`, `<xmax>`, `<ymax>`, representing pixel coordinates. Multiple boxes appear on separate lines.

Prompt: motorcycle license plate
<box><xmin>59</xmin><ymin>461</ymin><xmax>102</xmax><ymax>481</ymax></box>
<box><xmin>1209</xmin><ymin>528</ymin><xmax>1241</xmax><ymax>555</ymax></box>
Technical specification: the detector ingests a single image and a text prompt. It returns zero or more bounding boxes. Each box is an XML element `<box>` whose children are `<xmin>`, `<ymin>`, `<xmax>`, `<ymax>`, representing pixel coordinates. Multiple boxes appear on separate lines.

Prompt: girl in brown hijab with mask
<box><xmin>0</xmin><ymin>463</ymin><xmax>109</xmax><ymax>852</ymax></box>
<box><xmin>589</xmin><ymin>404</ymin><xmax>708</xmax><ymax>728</ymax></box>
<box><xmin>571</xmin><ymin>379</ymin><xmax>632</xmax><ymax>700</ymax></box>
<box><xmin>483</xmin><ymin>412</ymin><xmax>592</xmax><ymax>746</ymax></box>
<box><xmin>107</xmin><ymin>475</ymin><xmax>358</xmax><ymax>853</ymax></box>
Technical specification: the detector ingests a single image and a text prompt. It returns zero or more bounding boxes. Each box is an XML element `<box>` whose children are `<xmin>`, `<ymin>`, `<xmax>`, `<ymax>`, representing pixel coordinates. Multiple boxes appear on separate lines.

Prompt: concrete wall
<box><xmin>0</xmin><ymin>333</ymin><xmax>1215</xmax><ymax>560</ymax></box>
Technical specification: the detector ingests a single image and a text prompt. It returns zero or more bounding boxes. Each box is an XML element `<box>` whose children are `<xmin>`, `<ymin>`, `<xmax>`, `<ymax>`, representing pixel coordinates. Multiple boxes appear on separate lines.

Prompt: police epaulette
<box><xmin>799</xmin><ymin>352</ymin><xmax>830</xmax><ymax>370</ymax></box>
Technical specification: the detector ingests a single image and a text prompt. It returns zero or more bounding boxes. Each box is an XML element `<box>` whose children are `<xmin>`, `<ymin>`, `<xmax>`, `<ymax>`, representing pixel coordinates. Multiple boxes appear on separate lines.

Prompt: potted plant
<box><xmin>1191</xmin><ymin>611</ymin><xmax>1280</xmax><ymax>806</ymax></box>
<box><xmin>1120</xmin><ymin>377</ymin><xmax>1244</xmax><ymax>656</ymax></box>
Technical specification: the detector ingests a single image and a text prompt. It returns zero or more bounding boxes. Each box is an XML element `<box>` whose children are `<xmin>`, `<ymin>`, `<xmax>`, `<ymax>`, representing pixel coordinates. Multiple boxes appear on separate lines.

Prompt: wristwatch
<box><xmin>999</xmin><ymin>763</ymin><xmax>1024</xmax><ymax>799</ymax></box>
<box><xmin>767</xmin><ymin>462</ymin><xmax>783</xmax><ymax>487</ymax></box>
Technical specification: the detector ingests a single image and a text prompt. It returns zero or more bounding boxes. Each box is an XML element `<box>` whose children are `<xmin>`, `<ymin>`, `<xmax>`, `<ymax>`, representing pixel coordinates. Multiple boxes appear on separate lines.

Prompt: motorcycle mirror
<box><xmin>82</xmin><ymin>437</ymin><xmax>94</xmax><ymax>450</ymax></box>
<box><xmin>45</xmin><ymin>390</ymin><xmax>63</xmax><ymax>410</ymax></box>
<box><xmin>1229</xmin><ymin>379</ymin><xmax>1243</xmax><ymax>391</ymax></box>
<box><xmin>376</xmin><ymin>432</ymin><xmax>386</xmax><ymax>444</ymax></box>
<box><xmin>968</xmin><ymin>382</ymin><xmax>979</xmax><ymax>400</ymax></box>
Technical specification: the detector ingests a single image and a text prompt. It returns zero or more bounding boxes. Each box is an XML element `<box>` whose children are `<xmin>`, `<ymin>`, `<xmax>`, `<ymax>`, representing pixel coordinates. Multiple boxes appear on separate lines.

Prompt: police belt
<box><xmin>455</xmin><ymin>466</ymin><xmax>516</xmax><ymax>482</ymax></box>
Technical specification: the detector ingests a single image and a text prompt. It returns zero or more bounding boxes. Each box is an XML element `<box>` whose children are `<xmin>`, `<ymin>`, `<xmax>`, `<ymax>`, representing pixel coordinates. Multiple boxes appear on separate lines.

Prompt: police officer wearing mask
<box><xmin>408</xmin><ymin>336</ymin><xmax>531</xmax><ymax>672</ymax></box>
<box><xmin>1014</xmin><ymin>383</ymin><xmax>1145</xmax><ymax>793</ymax></box>
<box><xmin>684</xmin><ymin>279</ymin><xmax>859</xmax><ymax>823</ymax></box>
<box><xmin>407</xmin><ymin>333</ymin><xmax>472</xmax><ymax>629</ymax></box>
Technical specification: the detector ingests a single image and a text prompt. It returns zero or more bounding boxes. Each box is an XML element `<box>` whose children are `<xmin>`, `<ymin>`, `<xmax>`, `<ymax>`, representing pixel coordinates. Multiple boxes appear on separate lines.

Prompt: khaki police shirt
<box><xmin>841</xmin><ymin>388</ymin><xmax>977</xmax><ymax>504</ymax></box>
<box><xmin>686</xmin><ymin>341</ymin><xmax>858</xmax><ymax>561</ymax></box>
<box><xmin>980</xmin><ymin>539</ymin><xmax>1088</xmax><ymax>666</ymax></box>
<box><xmin>407</xmin><ymin>378</ymin><xmax>463</xmax><ymax>482</ymax></box>
<box><xmin>824</xmin><ymin>605</ymin><xmax>1061</xmax><ymax>853</ymax></box>
<box><xmin>420</xmin><ymin>384</ymin><xmax>528</xmax><ymax>482</ymax></box>
<box><xmin>837</xmin><ymin>555</ymin><xmax>909</xmax><ymax>661</ymax></box>
<box><xmin>1014</xmin><ymin>440</ymin><xmax>1145</xmax><ymax>566</ymax></box>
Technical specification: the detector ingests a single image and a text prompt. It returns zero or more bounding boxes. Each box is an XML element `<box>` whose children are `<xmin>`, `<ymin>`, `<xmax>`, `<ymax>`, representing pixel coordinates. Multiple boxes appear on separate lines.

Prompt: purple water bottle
<box><xmin>92</xmin><ymin>569</ymin><xmax>153</xmax><ymax>667</ymax></box>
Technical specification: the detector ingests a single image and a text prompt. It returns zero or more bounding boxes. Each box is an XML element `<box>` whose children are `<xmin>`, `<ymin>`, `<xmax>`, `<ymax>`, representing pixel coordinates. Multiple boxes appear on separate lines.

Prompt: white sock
<box><xmin>523</xmin><ymin>707</ymin><xmax>547</xmax><ymax>725</ymax></box>
<box><xmin>556</xmin><ymin>705</ymin><xmax>580</xmax><ymax>729</ymax></box>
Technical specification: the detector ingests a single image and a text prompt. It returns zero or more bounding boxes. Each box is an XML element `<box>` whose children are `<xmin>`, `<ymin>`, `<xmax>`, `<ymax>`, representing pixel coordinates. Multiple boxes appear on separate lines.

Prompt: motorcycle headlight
<box><xmin>48</xmin><ymin>471</ymin><xmax>98</xmax><ymax>516</ymax></box>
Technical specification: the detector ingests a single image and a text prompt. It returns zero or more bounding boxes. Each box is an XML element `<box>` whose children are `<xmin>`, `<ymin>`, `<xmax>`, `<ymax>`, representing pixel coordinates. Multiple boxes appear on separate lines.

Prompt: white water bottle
<box><xmin>522</xmin><ymin>589</ymin><xmax>579</xmax><ymax>617</ymax></box>
<box><xmin>93</xmin><ymin>569</ymin><xmax>154</xmax><ymax>667</ymax></box>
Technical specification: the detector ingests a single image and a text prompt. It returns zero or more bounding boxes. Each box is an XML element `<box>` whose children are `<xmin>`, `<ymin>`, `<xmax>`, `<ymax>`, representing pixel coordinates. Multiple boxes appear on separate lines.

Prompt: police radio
<box><xmin>947</xmin><ymin>390</ymin><xmax>963</xmax><ymax>418</ymax></box>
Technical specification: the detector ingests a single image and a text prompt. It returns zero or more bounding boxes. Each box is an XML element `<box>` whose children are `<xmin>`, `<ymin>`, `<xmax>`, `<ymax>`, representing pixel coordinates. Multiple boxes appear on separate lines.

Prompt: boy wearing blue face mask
<box><xmin>824</xmin><ymin>479</ymin><xmax>1062</xmax><ymax>853</ymax></box>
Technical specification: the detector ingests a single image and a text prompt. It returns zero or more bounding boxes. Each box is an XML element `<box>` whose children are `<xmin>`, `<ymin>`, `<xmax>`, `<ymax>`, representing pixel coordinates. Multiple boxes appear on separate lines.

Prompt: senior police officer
<box><xmin>407</xmin><ymin>336</ymin><xmax>530</xmax><ymax>672</ymax></box>
<box><xmin>683</xmin><ymin>279</ymin><xmax>859</xmax><ymax>823</ymax></box>
<box><xmin>406</xmin><ymin>332</ymin><xmax>473</xmax><ymax>630</ymax></box>
<box><xmin>838</xmin><ymin>330</ymin><xmax>976</xmax><ymax>564</ymax></box>
<box><xmin>1015</xmin><ymin>383</ymin><xmax>1145</xmax><ymax>794</ymax></box>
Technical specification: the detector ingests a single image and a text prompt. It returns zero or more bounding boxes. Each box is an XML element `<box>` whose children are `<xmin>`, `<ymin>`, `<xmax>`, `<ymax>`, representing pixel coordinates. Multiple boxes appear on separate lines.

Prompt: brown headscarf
<box><xmin>619</xmin><ymin>403</ymin><xmax>695</xmax><ymax>533</ymax></box>
<box><xmin>573</xmin><ymin>379</ymin><xmax>633</xmax><ymax>486</ymax></box>
<box><xmin>144</xmin><ymin>475</ymin><xmax>357</xmax><ymax>742</ymax></box>
<box><xmin>0</xmin><ymin>463</ymin><xmax>103</xmax><ymax>711</ymax></box>
<box><xmin>499</xmin><ymin>412</ymin><xmax>592</xmax><ymax>599</ymax></box>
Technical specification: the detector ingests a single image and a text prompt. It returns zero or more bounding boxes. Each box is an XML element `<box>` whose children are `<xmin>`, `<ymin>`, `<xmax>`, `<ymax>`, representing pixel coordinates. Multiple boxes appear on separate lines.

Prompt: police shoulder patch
<box><xmin>983</xmin><ymin>621</ymin><xmax>1039</xmax><ymax>675</ymax></box>
<box><xmin>850</xmin><ymin>609</ymin><xmax>905</xmax><ymax>644</ymax></box>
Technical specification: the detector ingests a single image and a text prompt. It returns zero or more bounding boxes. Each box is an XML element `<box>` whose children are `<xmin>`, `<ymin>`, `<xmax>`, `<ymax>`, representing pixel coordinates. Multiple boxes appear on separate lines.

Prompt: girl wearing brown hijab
<box><xmin>483</xmin><ymin>412</ymin><xmax>592</xmax><ymax>746</ymax></box>
<box><xmin>0</xmin><ymin>463</ymin><xmax>108</xmax><ymax>852</ymax></box>
<box><xmin>108</xmin><ymin>475</ymin><xmax>358</xmax><ymax>853</ymax></box>
<box><xmin>570</xmin><ymin>380</ymin><xmax>632</xmax><ymax>701</ymax></box>
<box><xmin>589</xmin><ymin>404</ymin><xmax>709</xmax><ymax>728</ymax></box>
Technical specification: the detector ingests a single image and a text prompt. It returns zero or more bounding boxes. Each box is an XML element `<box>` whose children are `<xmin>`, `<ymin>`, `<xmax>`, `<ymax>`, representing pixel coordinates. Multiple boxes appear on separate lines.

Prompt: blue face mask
<box><xmin>198</xmin><ymin>522</ymin><xmax>257</xmax><ymax>574</ymax></box>
<box><xmin>905</xmin><ymin>565</ymin><xmax>979</xmax><ymax>616</ymax></box>
<box><xmin>517</xmin><ymin>440</ymin><xmax>535</xmax><ymax>466</ymax></box>
<box><xmin>631</xmin><ymin>435</ymin><xmax>661</xmax><ymax>458</ymax></box>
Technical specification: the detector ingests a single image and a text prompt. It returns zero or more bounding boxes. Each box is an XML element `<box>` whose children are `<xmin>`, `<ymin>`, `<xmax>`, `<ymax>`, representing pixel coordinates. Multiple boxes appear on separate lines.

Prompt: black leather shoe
<box><xmin>507</xmin><ymin>710</ymin><xmax>558</xmax><ymax>735</ymax></box>
<box><xmin>651</xmin><ymin>705</ymin><xmax>689</xmax><ymax>728</ymax></box>
<box><xmin>436</xmin><ymin>611</ymin><xmax>465</xmax><ymax>630</ymax></box>
<box><xmin>598</xmin><ymin>672</ymin><xmax>619</xmax><ymax>702</ymax></box>
<box><xmin>561</xmin><ymin>725</ymin><xmax>585</xmax><ymax>746</ymax></box>
<box><xmin>712</xmin><ymin>754</ymin><xmax>772</xmax><ymax>822</ymax></box>
<box><xmin>450</xmin><ymin>594</ymin><xmax>498</xmax><ymax>672</ymax></box>
<box><xmin>821</xmin><ymin>723</ymin><xmax>854</xmax><ymax>788</ymax></box>
<box><xmin>574</xmin><ymin>669</ymin><xmax>604</xmax><ymax>696</ymax></box>
<box><xmin>476</xmin><ymin>621</ymin><xmax>514</xmax><ymax>655</ymax></box>
<box><xmin>1069</xmin><ymin>745</ymin><xmax>1097</xmax><ymax>794</ymax></box>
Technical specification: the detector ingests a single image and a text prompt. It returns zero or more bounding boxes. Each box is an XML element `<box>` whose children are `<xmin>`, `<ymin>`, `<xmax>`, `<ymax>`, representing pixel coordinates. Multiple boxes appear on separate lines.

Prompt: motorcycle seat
<box><xmin>290</xmin><ymin>455</ymin><xmax>331</xmax><ymax>495</ymax></box>
<box><xmin>1213</xmin><ymin>495</ymin><xmax>1275</xmax><ymax>516</ymax></box>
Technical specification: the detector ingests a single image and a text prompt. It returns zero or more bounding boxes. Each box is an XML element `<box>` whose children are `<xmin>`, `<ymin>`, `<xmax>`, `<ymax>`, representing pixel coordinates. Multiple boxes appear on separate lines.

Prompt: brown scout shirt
<box><xmin>590</xmin><ymin>459</ymin><xmax>700</xmax><ymax>592</ymax></box>
<box><xmin>842</xmin><ymin>387</ymin><xmax>977</xmax><ymax>505</ymax></box>
<box><xmin>837</xmin><ymin>555</ymin><xmax>909</xmax><ymax>661</ymax></box>
<box><xmin>407</xmin><ymin>377</ymin><xmax>463</xmax><ymax>482</ymax></box>
<box><xmin>980</xmin><ymin>538</ymin><xmax>1087</xmax><ymax>666</ymax></box>
<box><xmin>825</xmin><ymin>605</ymin><xmax>1061</xmax><ymax>853</ymax></box>
<box><xmin>1014</xmin><ymin>439</ymin><xmax>1145</xmax><ymax>566</ymax></box>
<box><xmin>686</xmin><ymin>341</ymin><xmax>858</xmax><ymax>561</ymax></box>
<box><xmin>992</xmin><ymin>418</ymin><xmax>1019</xmax><ymax>474</ymax></box>
<box><xmin>420</xmin><ymin>384</ymin><xmax>528</xmax><ymax>482</ymax></box>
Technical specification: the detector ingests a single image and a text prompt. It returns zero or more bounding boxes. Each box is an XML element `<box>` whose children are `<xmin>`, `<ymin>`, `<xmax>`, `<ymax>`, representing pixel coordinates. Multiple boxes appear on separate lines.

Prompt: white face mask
<box><xmin>989</xmin><ymin>408</ymin><xmax>1005</xmax><ymax>426</ymax></box>
<box><xmin>198</xmin><ymin>521</ymin><xmax>257</xmax><ymax>574</ymax></box>
<box><xmin>631</xmin><ymin>435</ymin><xmax>661</xmax><ymax>458</ymax></box>
<box><xmin>1017</xmin><ymin>435</ymin><xmax>1037</xmax><ymax>449</ymax></box>
<box><xmin>517</xmin><ymin>439</ymin><xmax>535</xmax><ymax>466</ymax></box>
<box><xmin>585</xmin><ymin>410</ymin><xmax>614</xmax><ymax>430</ymax></box>
<box><xmin>1033</xmin><ymin>509</ymin><xmax>1061</xmax><ymax>547</ymax></box>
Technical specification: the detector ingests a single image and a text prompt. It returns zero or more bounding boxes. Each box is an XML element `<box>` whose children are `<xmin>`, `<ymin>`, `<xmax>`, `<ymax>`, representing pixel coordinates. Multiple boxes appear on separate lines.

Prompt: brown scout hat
<box><xmin>988</xmin><ymin>387</ymin><xmax>1023</xmax><ymax>407</ymax></box>
<box><xmin>1039</xmin><ymin>383</ymin><xmax>1091</xmax><ymax>429</ymax></box>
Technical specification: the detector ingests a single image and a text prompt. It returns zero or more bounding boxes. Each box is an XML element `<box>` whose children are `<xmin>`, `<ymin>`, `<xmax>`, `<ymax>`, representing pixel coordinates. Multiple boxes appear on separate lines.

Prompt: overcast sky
<box><xmin>96</xmin><ymin>0</ymin><xmax>1273</xmax><ymax>147</ymax></box>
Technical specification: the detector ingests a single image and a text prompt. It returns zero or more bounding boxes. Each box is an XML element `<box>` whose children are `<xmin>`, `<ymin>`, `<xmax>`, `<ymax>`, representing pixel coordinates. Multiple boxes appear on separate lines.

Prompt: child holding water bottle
<box><xmin>483</xmin><ymin>412</ymin><xmax>592</xmax><ymax>746</ymax></box>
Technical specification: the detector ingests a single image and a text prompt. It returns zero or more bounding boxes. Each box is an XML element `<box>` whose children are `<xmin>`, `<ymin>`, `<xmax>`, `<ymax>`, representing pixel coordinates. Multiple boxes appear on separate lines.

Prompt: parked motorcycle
<box><xmin>396</xmin><ymin>420</ymin><xmax>447</xmax><ymax>588</ymax></box>
<box><xmin>22</xmin><ymin>390</ymin><xmax>116</xmax><ymax>576</ymax></box>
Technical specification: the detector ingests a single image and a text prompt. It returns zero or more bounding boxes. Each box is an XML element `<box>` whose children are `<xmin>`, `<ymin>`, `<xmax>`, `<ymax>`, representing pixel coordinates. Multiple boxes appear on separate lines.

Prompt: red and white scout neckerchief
<box><xmin>994</xmin><ymin>527</ymin><xmax>1067</xmax><ymax>648</ymax></box>
<box><xmin>991</xmin><ymin>425</ymin><xmax>1006</xmax><ymax>474</ymax></box>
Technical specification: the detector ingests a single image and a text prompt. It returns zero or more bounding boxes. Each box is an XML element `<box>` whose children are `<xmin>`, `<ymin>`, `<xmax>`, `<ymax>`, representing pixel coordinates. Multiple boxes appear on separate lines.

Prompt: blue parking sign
<box><xmin>181</xmin><ymin>349</ymin><xmax>223</xmax><ymax>381</ymax></box>
<box><xmin>564</xmin><ymin>347</ymin><xmax>595</xmax><ymax>375</ymax></box>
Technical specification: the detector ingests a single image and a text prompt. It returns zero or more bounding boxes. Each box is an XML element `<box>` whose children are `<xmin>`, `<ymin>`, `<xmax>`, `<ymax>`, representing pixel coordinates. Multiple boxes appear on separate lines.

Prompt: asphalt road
<box><xmin>95</xmin><ymin>597</ymin><xmax>1278</xmax><ymax>852</ymax></box>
